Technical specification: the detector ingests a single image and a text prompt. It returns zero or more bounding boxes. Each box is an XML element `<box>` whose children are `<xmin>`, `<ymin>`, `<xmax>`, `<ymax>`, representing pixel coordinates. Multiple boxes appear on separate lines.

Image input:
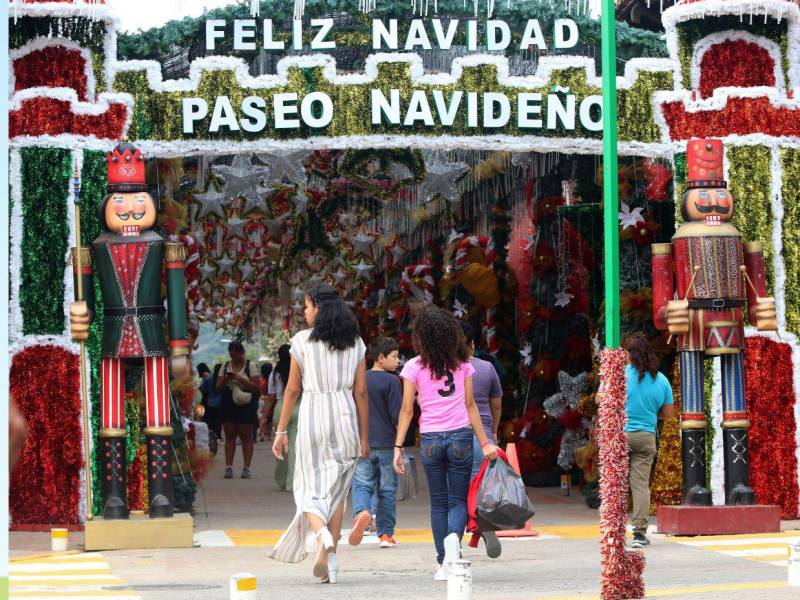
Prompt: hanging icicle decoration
<box><xmin>250</xmin><ymin>0</ymin><xmax>260</xmax><ymax>17</ymax></box>
<box><xmin>360</xmin><ymin>0</ymin><xmax>377</xmax><ymax>14</ymax></box>
<box><xmin>293</xmin><ymin>0</ymin><xmax>306</xmax><ymax>20</ymax></box>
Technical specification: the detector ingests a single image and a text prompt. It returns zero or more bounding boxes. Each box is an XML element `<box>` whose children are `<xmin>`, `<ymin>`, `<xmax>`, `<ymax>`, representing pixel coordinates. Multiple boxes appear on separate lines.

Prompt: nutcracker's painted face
<box><xmin>682</xmin><ymin>187</ymin><xmax>734</xmax><ymax>225</ymax></box>
<box><xmin>103</xmin><ymin>192</ymin><xmax>157</xmax><ymax>234</ymax></box>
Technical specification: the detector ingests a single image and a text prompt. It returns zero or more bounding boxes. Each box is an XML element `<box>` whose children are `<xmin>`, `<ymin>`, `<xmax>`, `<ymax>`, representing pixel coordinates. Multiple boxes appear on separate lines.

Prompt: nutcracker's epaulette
<box><xmin>672</xmin><ymin>222</ymin><xmax>741</xmax><ymax>240</ymax></box>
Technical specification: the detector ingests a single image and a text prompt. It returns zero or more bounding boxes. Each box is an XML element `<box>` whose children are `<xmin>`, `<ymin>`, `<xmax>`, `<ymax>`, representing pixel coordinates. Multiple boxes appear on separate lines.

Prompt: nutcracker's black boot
<box><xmin>682</xmin><ymin>429</ymin><xmax>712</xmax><ymax>506</ymax></box>
<box><xmin>723</xmin><ymin>428</ymin><xmax>756</xmax><ymax>505</ymax></box>
<box><xmin>146</xmin><ymin>433</ymin><xmax>174</xmax><ymax>518</ymax></box>
<box><xmin>101</xmin><ymin>436</ymin><xmax>129</xmax><ymax>520</ymax></box>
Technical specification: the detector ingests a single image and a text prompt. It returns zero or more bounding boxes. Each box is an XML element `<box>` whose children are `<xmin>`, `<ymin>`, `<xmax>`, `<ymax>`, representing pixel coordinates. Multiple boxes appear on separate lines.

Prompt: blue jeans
<box><xmin>420</xmin><ymin>427</ymin><xmax>473</xmax><ymax>564</ymax></box>
<box><xmin>471</xmin><ymin>433</ymin><xmax>496</xmax><ymax>479</ymax></box>
<box><xmin>352</xmin><ymin>449</ymin><xmax>398</xmax><ymax>536</ymax></box>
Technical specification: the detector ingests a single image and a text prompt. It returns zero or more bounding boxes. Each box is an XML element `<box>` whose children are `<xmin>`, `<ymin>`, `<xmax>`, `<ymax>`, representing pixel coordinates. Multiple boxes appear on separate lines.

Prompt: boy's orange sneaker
<box><xmin>379</xmin><ymin>534</ymin><xmax>398</xmax><ymax>548</ymax></box>
<box><xmin>348</xmin><ymin>510</ymin><xmax>371</xmax><ymax>546</ymax></box>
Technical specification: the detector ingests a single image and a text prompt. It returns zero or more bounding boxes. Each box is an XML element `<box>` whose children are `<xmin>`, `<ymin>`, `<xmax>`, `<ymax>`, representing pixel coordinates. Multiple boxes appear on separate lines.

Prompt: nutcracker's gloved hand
<box><xmin>69</xmin><ymin>301</ymin><xmax>90</xmax><ymax>342</ymax></box>
<box><xmin>170</xmin><ymin>353</ymin><xmax>190</xmax><ymax>380</ymax></box>
<box><xmin>666</xmin><ymin>299</ymin><xmax>690</xmax><ymax>335</ymax></box>
<box><xmin>755</xmin><ymin>297</ymin><xmax>778</xmax><ymax>331</ymax></box>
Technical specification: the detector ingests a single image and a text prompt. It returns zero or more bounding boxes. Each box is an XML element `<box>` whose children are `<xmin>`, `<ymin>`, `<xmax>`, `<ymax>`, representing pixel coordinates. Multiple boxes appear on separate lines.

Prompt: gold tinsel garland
<box><xmin>650</xmin><ymin>360</ymin><xmax>683</xmax><ymax>512</ymax></box>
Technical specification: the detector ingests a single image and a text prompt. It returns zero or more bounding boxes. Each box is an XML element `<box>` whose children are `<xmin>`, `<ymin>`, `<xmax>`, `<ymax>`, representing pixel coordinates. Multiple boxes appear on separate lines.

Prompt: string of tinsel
<box><xmin>650</xmin><ymin>359</ymin><xmax>682</xmax><ymax>511</ymax></box>
<box><xmin>125</xmin><ymin>395</ymin><xmax>144</xmax><ymax>467</ymax></box>
<box><xmin>10</xmin><ymin>346</ymin><xmax>82</xmax><ymax>525</ymax></box>
<box><xmin>744</xmin><ymin>336</ymin><xmax>799</xmax><ymax>518</ymax></box>
<box><xmin>80</xmin><ymin>150</ymin><xmax>107</xmax><ymax>516</ymax></box>
<box><xmin>598</xmin><ymin>348</ymin><xmax>645</xmax><ymax>600</ymax></box>
<box><xmin>727</xmin><ymin>146</ymin><xmax>774</xmax><ymax>298</ymax></box>
<box><xmin>20</xmin><ymin>147</ymin><xmax>70</xmax><ymax>336</ymax></box>
<box><xmin>781</xmin><ymin>148</ymin><xmax>800</xmax><ymax>337</ymax></box>
<box><xmin>703</xmin><ymin>356</ymin><xmax>715</xmax><ymax>487</ymax></box>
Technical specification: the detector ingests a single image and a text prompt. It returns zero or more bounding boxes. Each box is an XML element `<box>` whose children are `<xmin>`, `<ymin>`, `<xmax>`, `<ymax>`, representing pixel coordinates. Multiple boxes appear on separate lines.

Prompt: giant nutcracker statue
<box><xmin>70</xmin><ymin>142</ymin><xmax>189</xmax><ymax>520</ymax></box>
<box><xmin>652</xmin><ymin>139</ymin><xmax>777</xmax><ymax>506</ymax></box>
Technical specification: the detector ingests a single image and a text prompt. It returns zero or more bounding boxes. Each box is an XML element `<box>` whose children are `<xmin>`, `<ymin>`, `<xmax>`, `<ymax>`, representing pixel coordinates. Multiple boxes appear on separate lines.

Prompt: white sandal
<box><xmin>312</xmin><ymin>527</ymin><xmax>335</xmax><ymax>580</ymax></box>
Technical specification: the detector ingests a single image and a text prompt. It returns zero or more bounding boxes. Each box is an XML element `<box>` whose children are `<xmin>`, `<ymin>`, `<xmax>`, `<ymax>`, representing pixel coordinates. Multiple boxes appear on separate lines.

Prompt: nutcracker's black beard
<box><xmin>695</xmin><ymin>203</ymin><xmax>731</xmax><ymax>215</ymax></box>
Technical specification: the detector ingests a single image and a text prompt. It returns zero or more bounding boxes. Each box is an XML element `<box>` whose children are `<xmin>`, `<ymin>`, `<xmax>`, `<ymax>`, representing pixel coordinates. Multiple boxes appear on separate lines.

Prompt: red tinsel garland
<box><xmin>10</xmin><ymin>96</ymin><xmax>128</xmax><ymax>139</ymax></box>
<box><xmin>13</xmin><ymin>46</ymin><xmax>90</xmax><ymax>101</ymax></box>
<box><xmin>10</xmin><ymin>345</ymin><xmax>83</xmax><ymax>526</ymax></box>
<box><xmin>699</xmin><ymin>40</ymin><xmax>775</xmax><ymax>99</ymax></box>
<box><xmin>744</xmin><ymin>336</ymin><xmax>799</xmax><ymax>518</ymax></box>
<box><xmin>598</xmin><ymin>348</ymin><xmax>645</xmax><ymax>600</ymax></box>
<box><xmin>662</xmin><ymin>96</ymin><xmax>800</xmax><ymax>141</ymax></box>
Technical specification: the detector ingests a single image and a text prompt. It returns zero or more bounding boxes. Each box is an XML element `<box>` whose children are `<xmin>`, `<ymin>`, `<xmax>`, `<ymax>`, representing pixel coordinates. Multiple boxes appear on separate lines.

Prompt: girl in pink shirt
<box><xmin>394</xmin><ymin>306</ymin><xmax>497</xmax><ymax>581</ymax></box>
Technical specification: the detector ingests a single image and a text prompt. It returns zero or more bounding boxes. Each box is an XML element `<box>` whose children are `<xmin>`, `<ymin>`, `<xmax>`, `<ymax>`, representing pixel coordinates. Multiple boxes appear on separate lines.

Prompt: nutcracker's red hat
<box><xmin>686</xmin><ymin>138</ymin><xmax>726</xmax><ymax>189</ymax></box>
<box><xmin>107</xmin><ymin>142</ymin><xmax>147</xmax><ymax>192</ymax></box>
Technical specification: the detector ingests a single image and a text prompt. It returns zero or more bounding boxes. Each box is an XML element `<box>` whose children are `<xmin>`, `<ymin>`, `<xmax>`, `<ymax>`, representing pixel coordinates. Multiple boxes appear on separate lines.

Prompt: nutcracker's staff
<box><xmin>69</xmin><ymin>162</ymin><xmax>93</xmax><ymax>520</ymax></box>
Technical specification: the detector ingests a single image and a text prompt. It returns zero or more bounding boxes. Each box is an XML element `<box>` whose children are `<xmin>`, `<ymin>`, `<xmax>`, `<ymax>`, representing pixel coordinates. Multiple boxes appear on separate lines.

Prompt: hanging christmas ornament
<box><xmin>193</xmin><ymin>185</ymin><xmax>225</xmax><ymax>220</ymax></box>
<box><xmin>554</xmin><ymin>291</ymin><xmax>574</xmax><ymax>308</ymax></box>
<box><xmin>453</xmin><ymin>298</ymin><xmax>468</xmax><ymax>318</ymax></box>
<box><xmin>257</xmin><ymin>151</ymin><xmax>311</xmax><ymax>187</ymax></box>
<box><xmin>292</xmin><ymin>300</ymin><xmax>304</xmax><ymax>315</ymax></box>
<box><xmin>447</xmin><ymin>228</ymin><xmax>464</xmax><ymax>245</ymax></box>
<box><xmin>211</xmin><ymin>155</ymin><xmax>268</xmax><ymax>204</ymax></box>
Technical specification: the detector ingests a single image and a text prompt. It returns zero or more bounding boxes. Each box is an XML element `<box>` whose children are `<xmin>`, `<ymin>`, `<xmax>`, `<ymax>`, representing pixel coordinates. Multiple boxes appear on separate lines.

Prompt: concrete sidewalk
<box><xmin>10</xmin><ymin>441</ymin><xmax>800</xmax><ymax>599</ymax></box>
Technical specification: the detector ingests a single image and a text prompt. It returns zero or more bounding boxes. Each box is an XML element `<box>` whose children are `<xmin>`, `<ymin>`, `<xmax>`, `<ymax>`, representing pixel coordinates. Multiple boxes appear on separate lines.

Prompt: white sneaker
<box><xmin>433</xmin><ymin>566</ymin><xmax>447</xmax><ymax>581</ymax></box>
<box><xmin>442</xmin><ymin>532</ymin><xmax>461</xmax><ymax>575</ymax></box>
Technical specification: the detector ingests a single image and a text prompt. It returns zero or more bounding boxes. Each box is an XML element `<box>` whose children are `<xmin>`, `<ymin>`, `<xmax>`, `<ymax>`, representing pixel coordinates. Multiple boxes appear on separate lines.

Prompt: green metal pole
<box><xmin>601</xmin><ymin>0</ymin><xmax>620</xmax><ymax>349</ymax></box>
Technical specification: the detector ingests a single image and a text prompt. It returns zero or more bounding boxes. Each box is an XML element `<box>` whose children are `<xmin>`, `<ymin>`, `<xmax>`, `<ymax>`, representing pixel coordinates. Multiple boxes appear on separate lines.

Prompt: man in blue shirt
<box><xmin>624</xmin><ymin>336</ymin><xmax>675</xmax><ymax>549</ymax></box>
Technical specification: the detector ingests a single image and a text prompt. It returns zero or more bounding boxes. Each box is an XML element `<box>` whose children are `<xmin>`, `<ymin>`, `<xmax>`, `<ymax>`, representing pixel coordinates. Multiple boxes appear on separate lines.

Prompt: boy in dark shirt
<box><xmin>349</xmin><ymin>337</ymin><xmax>402</xmax><ymax>548</ymax></box>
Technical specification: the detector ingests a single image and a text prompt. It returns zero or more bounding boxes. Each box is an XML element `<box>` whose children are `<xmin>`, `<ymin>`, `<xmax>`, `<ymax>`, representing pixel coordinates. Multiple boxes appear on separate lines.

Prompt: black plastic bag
<box><xmin>476</xmin><ymin>458</ymin><xmax>535</xmax><ymax>531</ymax></box>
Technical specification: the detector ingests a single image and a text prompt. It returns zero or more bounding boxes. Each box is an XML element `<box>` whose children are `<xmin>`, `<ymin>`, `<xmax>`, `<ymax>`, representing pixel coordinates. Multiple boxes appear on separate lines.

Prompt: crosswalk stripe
<box><xmin>677</xmin><ymin>536</ymin><xmax>800</xmax><ymax>547</ymax></box>
<box><xmin>719</xmin><ymin>548</ymin><xmax>791</xmax><ymax>558</ymax></box>
<box><xmin>668</xmin><ymin>530</ymin><xmax>800</xmax><ymax>569</ymax></box>
<box><xmin>8</xmin><ymin>552</ymin><xmax>141</xmax><ymax>600</ymax></box>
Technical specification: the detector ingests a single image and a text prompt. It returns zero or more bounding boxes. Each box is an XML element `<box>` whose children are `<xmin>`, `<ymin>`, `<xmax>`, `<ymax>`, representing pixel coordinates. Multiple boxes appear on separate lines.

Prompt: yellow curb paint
<box><xmin>10</xmin><ymin>578</ymin><xmax>123</xmax><ymax>586</ymax></box>
<box><xmin>748</xmin><ymin>554</ymin><xmax>790</xmax><ymax>562</ymax></box>
<box><xmin>14</xmin><ymin>557</ymin><xmax>107</xmax><ymax>565</ymax></box>
<box><xmin>535</xmin><ymin>524</ymin><xmax>600</xmax><ymax>540</ymax></box>
<box><xmin>8</xmin><ymin>570</ymin><xmax>113</xmax><ymax>577</ymax></box>
<box><xmin>698</xmin><ymin>542</ymin><xmax>796</xmax><ymax>552</ymax></box>
<box><xmin>237</xmin><ymin>577</ymin><xmax>257</xmax><ymax>591</ymax></box>
<box><xmin>8</xmin><ymin>591</ymin><xmax>139</xmax><ymax>597</ymax></box>
<box><xmin>224</xmin><ymin>528</ymin><xmax>436</xmax><ymax>546</ymax></box>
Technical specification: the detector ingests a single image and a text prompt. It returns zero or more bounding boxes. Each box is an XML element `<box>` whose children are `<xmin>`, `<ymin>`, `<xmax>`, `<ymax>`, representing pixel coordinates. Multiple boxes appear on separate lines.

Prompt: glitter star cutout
<box><xmin>418</xmin><ymin>160</ymin><xmax>469</xmax><ymax>205</ymax></box>
<box><xmin>216</xmin><ymin>252</ymin><xmax>236</xmax><ymax>277</ymax></box>
<box><xmin>238</xmin><ymin>260</ymin><xmax>255</xmax><ymax>282</ymax></box>
<box><xmin>354</xmin><ymin>260</ymin><xmax>374</xmax><ymax>281</ymax></box>
<box><xmin>193</xmin><ymin>228</ymin><xmax>207</xmax><ymax>247</ymax></box>
<box><xmin>198</xmin><ymin>259</ymin><xmax>216</xmax><ymax>281</ymax></box>
<box><xmin>544</xmin><ymin>371</ymin><xmax>589</xmax><ymax>419</ymax></box>
<box><xmin>225</xmin><ymin>215</ymin><xmax>247</xmax><ymax>241</ymax></box>
<box><xmin>448</xmin><ymin>228</ymin><xmax>464</xmax><ymax>245</ymax></box>
<box><xmin>351</xmin><ymin>233</ymin><xmax>376</xmax><ymax>258</ymax></box>
<box><xmin>333</xmin><ymin>269</ymin><xmax>349</xmax><ymax>286</ymax></box>
<box><xmin>388</xmin><ymin>242</ymin><xmax>406</xmax><ymax>264</ymax></box>
<box><xmin>256</xmin><ymin>151</ymin><xmax>311</xmax><ymax>187</ymax></box>
<box><xmin>223</xmin><ymin>279</ymin><xmax>239</xmax><ymax>297</ymax></box>
<box><xmin>211</xmin><ymin>155</ymin><xmax>268</xmax><ymax>204</ymax></box>
<box><xmin>233</xmin><ymin>296</ymin><xmax>247</xmax><ymax>310</ymax></box>
<box><xmin>193</xmin><ymin>186</ymin><xmax>225</xmax><ymax>220</ymax></box>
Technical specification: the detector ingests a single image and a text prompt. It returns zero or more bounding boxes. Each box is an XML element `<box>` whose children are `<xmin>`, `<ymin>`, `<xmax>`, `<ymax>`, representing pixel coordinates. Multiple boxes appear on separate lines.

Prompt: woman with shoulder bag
<box><xmin>216</xmin><ymin>340</ymin><xmax>261</xmax><ymax>479</ymax></box>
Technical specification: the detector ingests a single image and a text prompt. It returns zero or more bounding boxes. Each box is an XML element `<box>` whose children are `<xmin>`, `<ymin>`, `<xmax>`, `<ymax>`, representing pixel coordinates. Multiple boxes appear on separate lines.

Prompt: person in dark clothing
<box><xmin>197</xmin><ymin>362</ymin><xmax>222</xmax><ymax>454</ymax></box>
<box><xmin>258</xmin><ymin>362</ymin><xmax>274</xmax><ymax>442</ymax></box>
<box><xmin>348</xmin><ymin>336</ymin><xmax>402</xmax><ymax>549</ymax></box>
<box><xmin>216</xmin><ymin>341</ymin><xmax>261</xmax><ymax>479</ymax></box>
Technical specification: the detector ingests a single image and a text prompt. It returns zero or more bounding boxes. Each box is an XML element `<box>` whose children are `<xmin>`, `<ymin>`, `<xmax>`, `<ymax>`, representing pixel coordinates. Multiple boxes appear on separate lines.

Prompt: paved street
<box><xmin>10</xmin><ymin>443</ymin><xmax>800</xmax><ymax>599</ymax></box>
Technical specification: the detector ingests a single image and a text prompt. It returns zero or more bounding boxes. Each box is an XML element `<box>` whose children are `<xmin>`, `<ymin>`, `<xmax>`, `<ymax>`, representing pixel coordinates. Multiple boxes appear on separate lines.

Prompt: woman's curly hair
<box><xmin>307</xmin><ymin>284</ymin><xmax>361</xmax><ymax>351</ymax></box>
<box><xmin>411</xmin><ymin>305</ymin><xmax>469</xmax><ymax>380</ymax></box>
<box><xmin>626</xmin><ymin>334</ymin><xmax>659</xmax><ymax>382</ymax></box>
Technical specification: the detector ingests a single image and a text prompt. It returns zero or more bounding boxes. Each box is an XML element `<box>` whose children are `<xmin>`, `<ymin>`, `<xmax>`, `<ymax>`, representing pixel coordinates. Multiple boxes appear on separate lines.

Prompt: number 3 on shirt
<box><xmin>438</xmin><ymin>371</ymin><xmax>456</xmax><ymax>397</ymax></box>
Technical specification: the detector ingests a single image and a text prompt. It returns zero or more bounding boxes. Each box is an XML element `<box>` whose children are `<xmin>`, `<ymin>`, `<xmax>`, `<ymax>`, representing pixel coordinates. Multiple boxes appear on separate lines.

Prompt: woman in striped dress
<box><xmin>271</xmin><ymin>284</ymin><xmax>369</xmax><ymax>584</ymax></box>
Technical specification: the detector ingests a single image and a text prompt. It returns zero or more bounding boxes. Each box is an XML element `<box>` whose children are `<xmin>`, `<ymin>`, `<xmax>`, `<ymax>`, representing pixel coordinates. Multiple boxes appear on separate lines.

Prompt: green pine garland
<box><xmin>781</xmin><ymin>148</ymin><xmax>800</xmax><ymax>337</ymax></box>
<box><xmin>20</xmin><ymin>148</ymin><xmax>71</xmax><ymax>336</ymax></box>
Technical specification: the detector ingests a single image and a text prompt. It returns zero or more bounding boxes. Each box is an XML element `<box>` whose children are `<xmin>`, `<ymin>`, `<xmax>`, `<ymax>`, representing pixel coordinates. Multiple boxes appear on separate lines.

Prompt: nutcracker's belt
<box><xmin>104</xmin><ymin>305</ymin><xmax>165</xmax><ymax>318</ymax></box>
<box><xmin>687</xmin><ymin>298</ymin><xmax>745</xmax><ymax>310</ymax></box>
